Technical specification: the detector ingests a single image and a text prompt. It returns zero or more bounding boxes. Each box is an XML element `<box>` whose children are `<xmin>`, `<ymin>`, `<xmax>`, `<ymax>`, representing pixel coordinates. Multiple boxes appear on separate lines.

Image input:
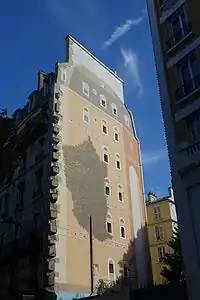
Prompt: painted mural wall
<box><xmin>52</xmin><ymin>36</ymin><xmax>148</xmax><ymax>297</ymax></box>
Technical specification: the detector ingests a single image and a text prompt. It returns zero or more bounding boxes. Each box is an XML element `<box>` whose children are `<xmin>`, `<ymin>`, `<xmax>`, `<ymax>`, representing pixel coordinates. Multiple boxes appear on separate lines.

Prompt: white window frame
<box><xmin>100</xmin><ymin>94</ymin><xmax>107</xmax><ymax>108</ymax></box>
<box><xmin>113</xmin><ymin>127</ymin><xmax>119</xmax><ymax>142</ymax></box>
<box><xmin>154</xmin><ymin>206</ymin><xmax>161</xmax><ymax>220</ymax></box>
<box><xmin>116</xmin><ymin>154</ymin><xmax>121</xmax><ymax>170</ymax></box>
<box><xmin>83</xmin><ymin>107</ymin><xmax>90</xmax><ymax>124</ymax></box>
<box><xmin>157</xmin><ymin>247</ymin><xmax>166</xmax><ymax>262</ymax></box>
<box><xmin>104</xmin><ymin>179</ymin><xmax>111</xmax><ymax>198</ymax></box>
<box><xmin>155</xmin><ymin>225</ymin><xmax>164</xmax><ymax>241</ymax></box>
<box><xmin>111</xmin><ymin>103</ymin><xmax>118</xmax><ymax>116</ymax></box>
<box><xmin>119</xmin><ymin>217</ymin><xmax>126</xmax><ymax>239</ymax></box>
<box><xmin>61</xmin><ymin>68</ymin><xmax>67</xmax><ymax>82</ymax></box>
<box><xmin>108</xmin><ymin>258</ymin><xmax>116</xmax><ymax>281</ymax></box>
<box><xmin>117</xmin><ymin>184</ymin><xmax>123</xmax><ymax>202</ymax></box>
<box><xmin>101</xmin><ymin>120</ymin><xmax>108</xmax><ymax>135</ymax></box>
<box><xmin>124</xmin><ymin>115</ymin><xmax>130</xmax><ymax>127</ymax></box>
<box><xmin>102</xmin><ymin>146</ymin><xmax>109</xmax><ymax>164</ymax></box>
<box><xmin>82</xmin><ymin>82</ymin><xmax>90</xmax><ymax>98</ymax></box>
<box><xmin>106</xmin><ymin>213</ymin><xmax>113</xmax><ymax>235</ymax></box>
<box><xmin>92</xmin><ymin>88</ymin><xmax>97</xmax><ymax>96</ymax></box>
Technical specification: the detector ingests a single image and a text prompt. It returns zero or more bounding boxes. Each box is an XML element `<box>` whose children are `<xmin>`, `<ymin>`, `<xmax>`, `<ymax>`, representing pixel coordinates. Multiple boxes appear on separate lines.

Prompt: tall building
<box><xmin>147</xmin><ymin>0</ymin><xmax>200</xmax><ymax>299</ymax></box>
<box><xmin>146</xmin><ymin>188</ymin><xmax>177</xmax><ymax>284</ymax></box>
<box><xmin>0</xmin><ymin>36</ymin><xmax>149</xmax><ymax>300</ymax></box>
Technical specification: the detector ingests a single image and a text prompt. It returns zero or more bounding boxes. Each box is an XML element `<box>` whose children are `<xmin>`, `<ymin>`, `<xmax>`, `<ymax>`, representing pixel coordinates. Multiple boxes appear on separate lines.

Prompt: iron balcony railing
<box><xmin>167</xmin><ymin>22</ymin><xmax>192</xmax><ymax>50</ymax></box>
<box><xmin>176</xmin><ymin>74</ymin><xmax>200</xmax><ymax>101</ymax></box>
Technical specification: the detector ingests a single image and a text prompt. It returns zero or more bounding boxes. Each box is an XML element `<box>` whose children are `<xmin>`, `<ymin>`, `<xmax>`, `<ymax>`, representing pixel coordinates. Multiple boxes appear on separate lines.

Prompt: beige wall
<box><xmin>55</xmin><ymin>86</ymin><xmax>139</xmax><ymax>292</ymax></box>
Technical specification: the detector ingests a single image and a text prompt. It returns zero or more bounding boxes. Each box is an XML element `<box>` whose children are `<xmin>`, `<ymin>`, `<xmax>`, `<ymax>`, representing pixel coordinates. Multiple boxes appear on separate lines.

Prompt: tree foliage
<box><xmin>95</xmin><ymin>277</ymin><xmax>124</xmax><ymax>295</ymax></box>
<box><xmin>161</xmin><ymin>226</ymin><xmax>185</xmax><ymax>284</ymax></box>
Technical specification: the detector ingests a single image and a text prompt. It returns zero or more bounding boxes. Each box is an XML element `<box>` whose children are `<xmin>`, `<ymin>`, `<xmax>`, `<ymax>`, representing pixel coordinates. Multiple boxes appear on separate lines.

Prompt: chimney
<box><xmin>37</xmin><ymin>71</ymin><xmax>47</xmax><ymax>91</ymax></box>
<box><xmin>147</xmin><ymin>192</ymin><xmax>157</xmax><ymax>203</ymax></box>
<box><xmin>168</xmin><ymin>187</ymin><xmax>174</xmax><ymax>200</ymax></box>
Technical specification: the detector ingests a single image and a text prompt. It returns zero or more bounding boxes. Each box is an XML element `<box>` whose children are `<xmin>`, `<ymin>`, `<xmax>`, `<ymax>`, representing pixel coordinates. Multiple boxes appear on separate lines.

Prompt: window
<box><xmin>176</xmin><ymin>53</ymin><xmax>199</xmax><ymax>99</ymax></box>
<box><xmin>113</xmin><ymin>127</ymin><xmax>119</xmax><ymax>142</ymax></box>
<box><xmin>16</xmin><ymin>181</ymin><xmax>25</xmax><ymax>210</ymax></box>
<box><xmin>117</xmin><ymin>184</ymin><xmax>123</xmax><ymax>202</ymax></box>
<box><xmin>116</xmin><ymin>154</ymin><xmax>121</xmax><ymax>170</ymax></box>
<box><xmin>93</xmin><ymin>264</ymin><xmax>99</xmax><ymax>275</ymax></box>
<box><xmin>124</xmin><ymin>115</ymin><xmax>130</xmax><ymax>127</ymax></box>
<box><xmin>103</xmin><ymin>146</ymin><xmax>109</xmax><ymax>164</ymax></box>
<box><xmin>61</xmin><ymin>69</ymin><xmax>67</xmax><ymax>82</ymax></box>
<box><xmin>108</xmin><ymin>259</ymin><xmax>115</xmax><ymax>281</ymax></box>
<box><xmin>106</xmin><ymin>213</ymin><xmax>113</xmax><ymax>235</ymax></box>
<box><xmin>186</xmin><ymin>114</ymin><xmax>200</xmax><ymax>142</ymax></box>
<box><xmin>123</xmin><ymin>264</ymin><xmax>129</xmax><ymax>277</ymax></box>
<box><xmin>33</xmin><ymin>168</ymin><xmax>43</xmax><ymax>199</ymax></box>
<box><xmin>105</xmin><ymin>179</ymin><xmax>111</xmax><ymax>197</ymax></box>
<box><xmin>155</xmin><ymin>226</ymin><xmax>164</xmax><ymax>241</ymax></box>
<box><xmin>82</xmin><ymin>82</ymin><xmax>90</xmax><ymax>97</ymax></box>
<box><xmin>157</xmin><ymin>247</ymin><xmax>166</xmax><ymax>262</ymax></box>
<box><xmin>92</xmin><ymin>88</ymin><xmax>97</xmax><ymax>95</ymax></box>
<box><xmin>83</xmin><ymin>108</ymin><xmax>90</xmax><ymax>124</ymax></box>
<box><xmin>168</xmin><ymin>8</ymin><xmax>190</xmax><ymax>48</ymax></box>
<box><xmin>111</xmin><ymin>103</ymin><xmax>118</xmax><ymax>116</ymax></box>
<box><xmin>101</xmin><ymin>120</ymin><xmax>108</xmax><ymax>135</ymax></box>
<box><xmin>154</xmin><ymin>206</ymin><xmax>161</xmax><ymax>220</ymax></box>
<box><xmin>100</xmin><ymin>94</ymin><xmax>107</xmax><ymax>108</ymax></box>
<box><xmin>120</xmin><ymin>218</ymin><xmax>126</xmax><ymax>239</ymax></box>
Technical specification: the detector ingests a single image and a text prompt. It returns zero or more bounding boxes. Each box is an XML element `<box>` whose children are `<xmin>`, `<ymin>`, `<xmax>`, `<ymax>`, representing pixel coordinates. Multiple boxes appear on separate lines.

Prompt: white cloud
<box><xmin>121</xmin><ymin>48</ymin><xmax>143</xmax><ymax>96</ymax></box>
<box><xmin>142</xmin><ymin>150</ymin><xmax>167</xmax><ymax>166</ymax></box>
<box><xmin>102</xmin><ymin>17</ymin><xmax>143</xmax><ymax>49</ymax></box>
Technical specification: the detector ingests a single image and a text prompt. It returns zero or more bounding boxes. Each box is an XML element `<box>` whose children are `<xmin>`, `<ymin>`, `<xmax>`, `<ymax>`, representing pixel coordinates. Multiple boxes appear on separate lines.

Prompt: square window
<box><xmin>118</xmin><ymin>192</ymin><xmax>123</xmax><ymax>202</ymax></box>
<box><xmin>103</xmin><ymin>125</ymin><xmax>107</xmax><ymax>134</ymax></box>
<box><xmin>102</xmin><ymin>99</ymin><xmax>106</xmax><ymax>107</ymax></box>
<box><xmin>105</xmin><ymin>186</ymin><xmax>110</xmax><ymax>196</ymax></box>
<box><xmin>114</xmin><ymin>133</ymin><xmax>119</xmax><ymax>141</ymax></box>
<box><xmin>109</xmin><ymin>263</ymin><xmax>114</xmax><ymax>274</ymax></box>
<box><xmin>82</xmin><ymin>82</ymin><xmax>90</xmax><ymax>97</ymax></box>
<box><xmin>116</xmin><ymin>160</ymin><xmax>121</xmax><ymax>169</ymax></box>
<box><xmin>104</xmin><ymin>153</ymin><xmax>109</xmax><ymax>163</ymax></box>
<box><xmin>120</xmin><ymin>226</ymin><xmax>125</xmax><ymax>238</ymax></box>
<box><xmin>84</xmin><ymin>114</ymin><xmax>89</xmax><ymax>123</ymax></box>
<box><xmin>154</xmin><ymin>206</ymin><xmax>161</xmax><ymax>220</ymax></box>
<box><xmin>107</xmin><ymin>222</ymin><xmax>112</xmax><ymax>234</ymax></box>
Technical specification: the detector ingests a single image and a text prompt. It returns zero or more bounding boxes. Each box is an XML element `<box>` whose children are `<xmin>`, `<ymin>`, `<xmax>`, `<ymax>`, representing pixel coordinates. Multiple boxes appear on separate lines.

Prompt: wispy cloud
<box><xmin>142</xmin><ymin>150</ymin><xmax>167</xmax><ymax>166</ymax></box>
<box><xmin>121</xmin><ymin>48</ymin><xmax>143</xmax><ymax>96</ymax></box>
<box><xmin>102</xmin><ymin>16</ymin><xmax>143</xmax><ymax>49</ymax></box>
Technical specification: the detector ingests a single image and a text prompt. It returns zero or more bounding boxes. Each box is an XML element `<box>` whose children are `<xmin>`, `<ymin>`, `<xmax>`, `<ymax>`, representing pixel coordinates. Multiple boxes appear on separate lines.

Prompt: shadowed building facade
<box><xmin>147</xmin><ymin>1</ymin><xmax>200</xmax><ymax>299</ymax></box>
<box><xmin>0</xmin><ymin>36</ymin><xmax>149</xmax><ymax>300</ymax></box>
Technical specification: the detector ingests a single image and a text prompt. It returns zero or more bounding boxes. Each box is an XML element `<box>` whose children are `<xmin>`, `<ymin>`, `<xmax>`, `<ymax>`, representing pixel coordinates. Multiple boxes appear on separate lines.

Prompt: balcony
<box><xmin>167</xmin><ymin>22</ymin><xmax>192</xmax><ymax>51</ymax></box>
<box><xmin>176</xmin><ymin>74</ymin><xmax>200</xmax><ymax>102</ymax></box>
<box><xmin>178</xmin><ymin>140</ymin><xmax>200</xmax><ymax>174</ymax></box>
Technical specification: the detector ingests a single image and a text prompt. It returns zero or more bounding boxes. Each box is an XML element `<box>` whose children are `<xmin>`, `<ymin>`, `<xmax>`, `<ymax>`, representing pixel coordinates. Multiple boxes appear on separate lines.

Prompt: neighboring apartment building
<box><xmin>147</xmin><ymin>0</ymin><xmax>200</xmax><ymax>299</ymax></box>
<box><xmin>0</xmin><ymin>36</ymin><xmax>149</xmax><ymax>300</ymax></box>
<box><xmin>146</xmin><ymin>188</ymin><xmax>177</xmax><ymax>284</ymax></box>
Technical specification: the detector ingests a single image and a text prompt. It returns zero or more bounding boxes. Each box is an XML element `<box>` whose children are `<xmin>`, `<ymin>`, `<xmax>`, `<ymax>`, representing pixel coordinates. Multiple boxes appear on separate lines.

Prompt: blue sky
<box><xmin>0</xmin><ymin>0</ymin><xmax>170</xmax><ymax>197</ymax></box>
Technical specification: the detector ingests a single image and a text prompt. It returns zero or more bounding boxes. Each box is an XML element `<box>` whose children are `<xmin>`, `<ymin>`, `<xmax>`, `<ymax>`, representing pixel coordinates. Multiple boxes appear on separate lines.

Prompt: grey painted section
<box><xmin>62</xmin><ymin>137</ymin><xmax>109</xmax><ymax>241</ymax></box>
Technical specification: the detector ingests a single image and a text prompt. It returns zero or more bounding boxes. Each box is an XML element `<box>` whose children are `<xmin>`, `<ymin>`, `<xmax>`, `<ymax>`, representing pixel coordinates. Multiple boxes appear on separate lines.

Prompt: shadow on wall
<box><xmin>117</xmin><ymin>226</ymin><xmax>152</xmax><ymax>288</ymax></box>
<box><xmin>63</xmin><ymin>136</ymin><xmax>109</xmax><ymax>241</ymax></box>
